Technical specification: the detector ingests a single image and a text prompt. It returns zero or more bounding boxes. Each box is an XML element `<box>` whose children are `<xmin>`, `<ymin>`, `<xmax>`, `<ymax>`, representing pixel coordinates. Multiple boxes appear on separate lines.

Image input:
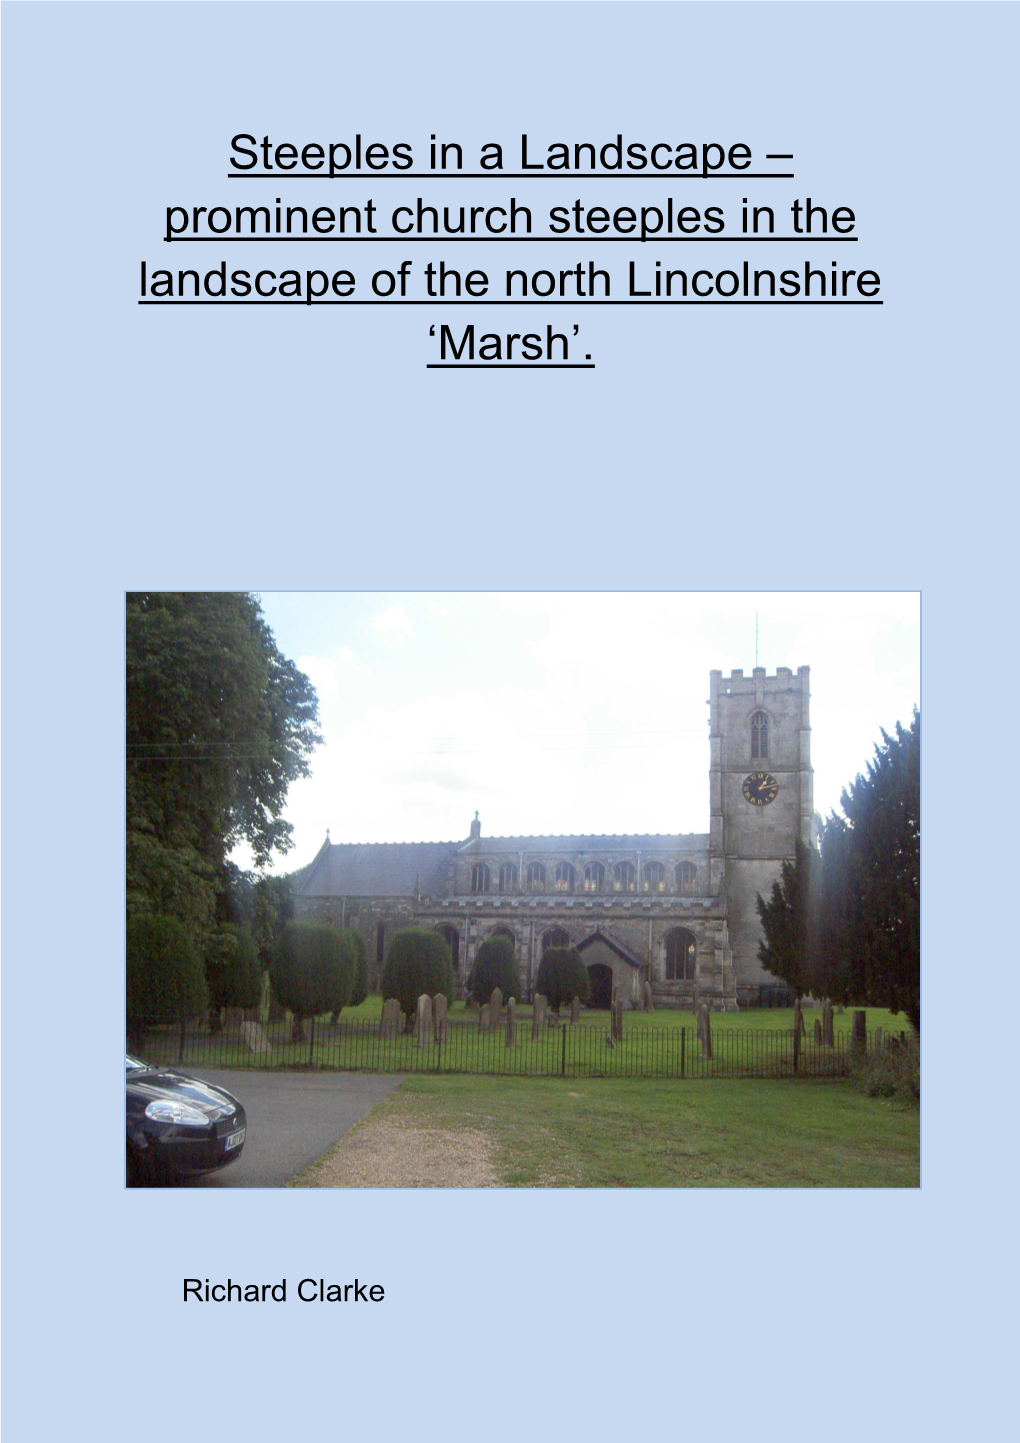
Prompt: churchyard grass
<box><xmin>291</xmin><ymin>1074</ymin><xmax>920</xmax><ymax>1188</ymax></box>
<box><xmin>342</xmin><ymin>996</ymin><xmax>911</xmax><ymax>1034</ymax></box>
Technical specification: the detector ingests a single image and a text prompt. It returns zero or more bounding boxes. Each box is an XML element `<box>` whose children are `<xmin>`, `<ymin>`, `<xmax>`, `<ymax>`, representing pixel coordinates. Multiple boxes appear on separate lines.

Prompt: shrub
<box><xmin>467</xmin><ymin>935</ymin><xmax>521</xmax><ymax>1005</ymax></box>
<box><xmin>206</xmin><ymin>924</ymin><xmax>262</xmax><ymax>1014</ymax></box>
<box><xmin>851</xmin><ymin>1035</ymin><xmax>920</xmax><ymax>1104</ymax></box>
<box><xmin>270</xmin><ymin>922</ymin><xmax>353</xmax><ymax>1037</ymax></box>
<box><xmin>536</xmin><ymin>946</ymin><xmax>590</xmax><ymax>1012</ymax></box>
<box><xmin>127</xmin><ymin>913</ymin><xmax>209</xmax><ymax>1022</ymax></box>
<box><xmin>381</xmin><ymin>928</ymin><xmax>454</xmax><ymax>1017</ymax></box>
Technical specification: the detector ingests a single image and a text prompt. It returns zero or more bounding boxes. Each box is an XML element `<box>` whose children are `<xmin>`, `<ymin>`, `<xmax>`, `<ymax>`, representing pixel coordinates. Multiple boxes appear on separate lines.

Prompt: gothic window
<box><xmin>471</xmin><ymin>862</ymin><xmax>490</xmax><ymax>894</ymax></box>
<box><xmin>541</xmin><ymin>926</ymin><xmax>570</xmax><ymax>953</ymax></box>
<box><xmin>677</xmin><ymin>860</ymin><xmax>698</xmax><ymax>895</ymax></box>
<box><xmin>498</xmin><ymin>862</ymin><xmax>518</xmax><ymax>893</ymax></box>
<box><xmin>526</xmin><ymin>862</ymin><xmax>546</xmax><ymax>893</ymax></box>
<box><xmin>583</xmin><ymin>862</ymin><xmax>605</xmax><ymax>893</ymax></box>
<box><xmin>643</xmin><ymin>861</ymin><xmax>666</xmax><ymax>893</ymax></box>
<box><xmin>751</xmin><ymin>710</ymin><xmax>769</xmax><ymax>760</ymax></box>
<box><xmin>613</xmin><ymin>861</ymin><xmax>637</xmax><ymax>893</ymax></box>
<box><xmin>665</xmin><ymin>928</ymin><xmax>697</xmax><ymax>981</ymax></box>
<box><xmin>554</xmin><ymin>862</ymin><xmax>575</xmax><ymax>893</ymax></box>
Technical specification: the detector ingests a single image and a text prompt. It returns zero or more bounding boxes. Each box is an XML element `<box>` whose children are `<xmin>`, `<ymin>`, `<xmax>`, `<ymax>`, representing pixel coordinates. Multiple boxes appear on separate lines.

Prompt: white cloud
<box><xmin>372</xmin><ymin>603</ymin><xmax>416</xmax><ymax>645</ymax></box>
<box><xmin>250</xmin><ymin>592</ymin><xmax>920</xmax><ymax>874</ymax></box>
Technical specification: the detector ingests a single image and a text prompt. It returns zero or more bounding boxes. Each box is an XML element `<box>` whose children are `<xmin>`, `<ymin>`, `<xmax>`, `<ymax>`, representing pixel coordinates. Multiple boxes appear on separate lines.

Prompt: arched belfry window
<box><xmin>471</xmin><ymin>862</ymin><xmax>490</xmax><ymax>894</ymax></box>
<box><xmin>751</xmin><ymin>710</ymin><xmax>769</xmax><ymax>760</ymax></box>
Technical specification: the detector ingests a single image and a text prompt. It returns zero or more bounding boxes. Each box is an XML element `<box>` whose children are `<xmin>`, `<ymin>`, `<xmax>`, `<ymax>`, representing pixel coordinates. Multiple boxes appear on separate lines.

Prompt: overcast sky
<box><xmin>251</xmin><ymin>592</ymin><xmax>919</xmax><ymax>874</ymax></box>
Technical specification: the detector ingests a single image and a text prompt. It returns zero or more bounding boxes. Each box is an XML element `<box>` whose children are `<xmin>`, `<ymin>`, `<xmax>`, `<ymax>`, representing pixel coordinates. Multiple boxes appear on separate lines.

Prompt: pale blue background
<box><xmin>2</xmin><ymin>4</ymin><xmax>1014</xmax><ymax>1440</ymax></box>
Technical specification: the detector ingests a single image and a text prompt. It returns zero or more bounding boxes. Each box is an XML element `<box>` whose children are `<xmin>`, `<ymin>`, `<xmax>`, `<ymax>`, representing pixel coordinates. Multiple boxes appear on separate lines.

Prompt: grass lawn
<box><xmin>293</xmin><ymin>1074</ymin><xmax>920</xmax><ymax>1188</ymax></box>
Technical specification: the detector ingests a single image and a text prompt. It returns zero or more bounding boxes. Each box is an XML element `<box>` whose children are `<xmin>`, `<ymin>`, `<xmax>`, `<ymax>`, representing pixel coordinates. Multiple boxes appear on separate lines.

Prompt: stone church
<box><xmin>294</xmin><ymin>666</ymin><xmax>814</xmax><ymax>1009</ymax></box>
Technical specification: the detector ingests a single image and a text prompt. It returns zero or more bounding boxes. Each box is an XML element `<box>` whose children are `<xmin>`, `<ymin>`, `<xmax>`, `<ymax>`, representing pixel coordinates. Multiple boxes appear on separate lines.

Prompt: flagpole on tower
<box><xmin>755</xmin><ymin>611</ymin><xmax>759</xmax><ymax>669</ymax></box>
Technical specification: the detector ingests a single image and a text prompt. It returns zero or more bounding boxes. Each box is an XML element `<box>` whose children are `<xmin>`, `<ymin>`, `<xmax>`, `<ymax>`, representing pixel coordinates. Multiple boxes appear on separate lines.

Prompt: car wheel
<box><xmin>126</xmin><ymin>1148</ymin><xmax>143</xmax><ymax>1188</ymax></box>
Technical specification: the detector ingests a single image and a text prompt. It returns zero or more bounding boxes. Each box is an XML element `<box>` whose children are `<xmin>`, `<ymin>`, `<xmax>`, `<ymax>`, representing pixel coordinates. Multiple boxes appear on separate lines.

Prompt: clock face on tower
<box><xmin>743</xmin><ymin>772</ymin><xmax>779</xmax><ymax>807</ymax></box>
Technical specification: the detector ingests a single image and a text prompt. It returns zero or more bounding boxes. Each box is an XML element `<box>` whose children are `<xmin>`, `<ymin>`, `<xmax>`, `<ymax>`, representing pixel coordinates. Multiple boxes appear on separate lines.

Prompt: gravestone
<box><xmin>489</xmin><ymin>987</ymin><xmax>503</xmax><ymax>1023</ymax></box>
<box><xmin>793</xmin><ymin>998</ymin><xmax>805</xmax><ymax>1037</ymax></box>
<box><xmin>821</xmin><ymin>1000</ymin><xmax>834</xmax><ymax>1047</ymax></box>
<box><xmin>415</xmin><ymin>994</ymin><xmax>433</xmax><ymax>1046</ymax></box>
<box><xmin>479</xmin><ymin>1003</ymin><xmax>492</xmax><ymax>1033</ymax></box>
<box><xmin>813</xmin><ymin>1019</ymin><xmax>822</xmax><ymax>1045</ymax></box>
<box><xmin>697</xmin><ymin>1004</ymin><xmax>713</xmax><ymax>1060</ymax></box>
<box><xmin>851</xmin><ymin>1010</ymin><xmax>867</xmax><ymax>1053</ymax></box>
<box><xmin>644</xmin><ymin>981</ymin><xmax>654</xmax><ymax>1014</ymax></box>
<box><xmin>570</xmin><ymin>995</ymin><xmax>581</xmax><ymax>1027</ymax></box>
<box><xmin>379</xmin><ymin>999</ymin><xmax>398</xmax><ymax>1041</ymax></box>
<box><xmin>532</xmin><ymin>994</ymin><xmax>547</xmax><ymax>1038</ymax></box>
<box><xmin>433</xmin><ymin>993</ymin><xmax>448</xmax><ymax>1043</ymax></box>
<box><xmin>611</xmin><ymin>997</ymin><xmax>623</xmax><ymax>1042</ymax></box>
<box><xmin>505</xmin><ymin>996</ymin><xmax>516</xmax><ymax>1046</ymax></box>
<box><xmin>241</xmin><ymin>1020</ymin><xmax>272</xmax><ymax>1057</ymax></box>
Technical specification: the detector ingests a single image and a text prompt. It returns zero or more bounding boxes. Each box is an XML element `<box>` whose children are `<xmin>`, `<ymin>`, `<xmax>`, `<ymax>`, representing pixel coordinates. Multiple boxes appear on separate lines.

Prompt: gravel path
<box><xmin>292</xmin><ymin>1105</ymin><xmax>500</xmax><ymax>1188</ymax></box>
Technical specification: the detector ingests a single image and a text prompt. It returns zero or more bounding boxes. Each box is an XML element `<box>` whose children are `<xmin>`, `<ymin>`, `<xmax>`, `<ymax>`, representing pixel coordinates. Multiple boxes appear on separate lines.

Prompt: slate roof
<box><xmin>297</xmin><ymin>839</ymin><xmax>457</xmax><ymax>898</ymax></box>
<box><xmin>298</xmin><ymin>826</ymin><xmax>710</xmax><ymax>899</ymax></box>
<box><xmin>464</xmin><ymin>832</ymin><xmax>708</xmax><ymax>854</ymax></box>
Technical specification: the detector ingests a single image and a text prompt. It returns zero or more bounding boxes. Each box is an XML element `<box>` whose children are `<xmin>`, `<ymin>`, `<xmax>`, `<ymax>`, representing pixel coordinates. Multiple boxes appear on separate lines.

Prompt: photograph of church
<box><xmin>295</xmin><ymin>664</ymin><xmax>813</xmax><ymax>1009</ymax></box>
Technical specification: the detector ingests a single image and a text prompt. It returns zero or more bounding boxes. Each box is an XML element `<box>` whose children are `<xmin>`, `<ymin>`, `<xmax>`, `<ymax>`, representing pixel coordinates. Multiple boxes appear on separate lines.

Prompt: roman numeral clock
<box><xmin>742</xmin><ymin>772</ymin><xmax>779</xmax><ymax>807</ymax></box>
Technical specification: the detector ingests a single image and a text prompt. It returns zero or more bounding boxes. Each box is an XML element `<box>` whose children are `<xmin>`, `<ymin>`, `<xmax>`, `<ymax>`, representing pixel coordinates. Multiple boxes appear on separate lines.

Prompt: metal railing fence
<box><xmin>128</xmin><ymin>1015</ymin><xmax>908</xmax><ymax>1080</ymax></box>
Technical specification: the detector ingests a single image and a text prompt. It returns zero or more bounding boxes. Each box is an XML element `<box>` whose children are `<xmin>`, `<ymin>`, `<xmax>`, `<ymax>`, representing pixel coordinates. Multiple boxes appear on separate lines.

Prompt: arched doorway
<box><xmin>587</xmin><ymin>962</ymin><xmax>613</xmax><ymax>1010</ymax></box>
<box><xmin>435</xmin><ymin>923</ymin><xmax>460</xmax><ymax>973</ymax></box>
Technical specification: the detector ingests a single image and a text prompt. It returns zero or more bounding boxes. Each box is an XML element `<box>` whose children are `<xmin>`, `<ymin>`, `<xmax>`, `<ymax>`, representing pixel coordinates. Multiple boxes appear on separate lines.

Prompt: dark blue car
<box><xmin>126</xmin><ymin>1054</ymin><xmax>247</xmax><ymax>1185</ymax></box>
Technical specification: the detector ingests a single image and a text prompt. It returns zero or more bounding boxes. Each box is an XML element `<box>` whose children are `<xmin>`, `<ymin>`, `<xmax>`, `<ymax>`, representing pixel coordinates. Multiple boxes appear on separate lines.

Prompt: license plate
<box><xmin>224</xmin><ymin>1128</ymin><xmax>245</xmax><ymax>1151</ymax></box>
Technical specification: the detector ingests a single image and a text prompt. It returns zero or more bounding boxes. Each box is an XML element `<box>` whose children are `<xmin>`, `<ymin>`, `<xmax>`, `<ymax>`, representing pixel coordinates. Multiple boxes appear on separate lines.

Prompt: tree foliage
<box><xmin>467</xmin><ymin>935</ymin><xmax>521</xmax><ymax>1004</ymax></box>
<box><xmin>126</xmin><ymin>593</ymin><xmax>321</xmax><ymax>946</ymax></box>
<box><xmin>270</xmin><ymin>922</ymin><xmax>352</xmax><ymax>1021</ymax></box>
<box><xmin>205</xmin><ymin>923</ymin><xmax>262</xmax><ymax>1012</ymax></box>
<box><xmin>536</xmin><ymin>946</ymin><xmax>590</xmax><ymax>1011</ymax></box>
<box><xmin>756</xmin><ymin>711</ymin><xmax>920</xmax><ymax>1032</ymax></box>
<box><xmin>127</xmin><ymin>913</ymin><xmax>209</xmax><ymax>1021</ymax></box>
<box><xmin>381</xmin><ymin>928</ymin><xmax>455</xmax><ymax>1017</ymax></box>
<box><xmin>346</xmin><ymin>928</ymin><xmax>369</xmax><ymax>1007</ymax></box>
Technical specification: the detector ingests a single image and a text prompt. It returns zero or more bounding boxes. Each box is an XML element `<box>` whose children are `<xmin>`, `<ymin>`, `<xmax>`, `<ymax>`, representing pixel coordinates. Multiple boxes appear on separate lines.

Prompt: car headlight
<box><xmin>144</xmin><ymin>1100</ymin><xmax>211</xmax><ymax>1127</ymax></box>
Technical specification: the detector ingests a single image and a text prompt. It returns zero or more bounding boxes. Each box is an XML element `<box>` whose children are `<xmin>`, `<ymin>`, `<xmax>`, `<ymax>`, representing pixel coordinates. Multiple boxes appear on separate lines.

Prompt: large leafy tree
<box><xmin>756</xmin><ymin>711</ymin><xmax>920</xmax><ymax>1033</ymax></box>
<box><xmin>126</xmin><ymin>593</ymin><xmax>321</xmax><ymax>943</ymax></box>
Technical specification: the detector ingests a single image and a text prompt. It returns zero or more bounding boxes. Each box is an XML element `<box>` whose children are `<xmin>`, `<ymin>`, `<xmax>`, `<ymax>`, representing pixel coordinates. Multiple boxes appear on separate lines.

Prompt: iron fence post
<box><xmin>680</xmin><ymin>1025</ymin><xmax>685</xmax><ymax>1079</ymax></box>
<box><xmin>309</xmin><ymin>1015</ymin><xmax>316</xmax><ymax>1068</ymax></box>
<box><xmin>793</xmin><ymin>1025</ymin><xmax>800</xmax><ymax>1074</ymax></box>
<box><xmin>561</xmin><ymin>1021</ymin><xmax>567</xmax><ymax>1078</ymax></box>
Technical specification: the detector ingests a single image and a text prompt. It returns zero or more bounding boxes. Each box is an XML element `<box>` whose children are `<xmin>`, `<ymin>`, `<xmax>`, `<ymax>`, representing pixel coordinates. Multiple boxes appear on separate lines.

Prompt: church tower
<box><xmin>709</xmin><ymin>666</ymin><xmax>813</xmax><ymax>1001</ymax></box>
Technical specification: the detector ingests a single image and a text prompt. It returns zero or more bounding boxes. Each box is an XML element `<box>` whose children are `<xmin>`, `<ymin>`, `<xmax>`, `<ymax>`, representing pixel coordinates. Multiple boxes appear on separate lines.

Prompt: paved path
<box><xmin>177</xmin><ymin>1070</ymin><xmax>404</xmax><ymax>1187</ymax></box>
